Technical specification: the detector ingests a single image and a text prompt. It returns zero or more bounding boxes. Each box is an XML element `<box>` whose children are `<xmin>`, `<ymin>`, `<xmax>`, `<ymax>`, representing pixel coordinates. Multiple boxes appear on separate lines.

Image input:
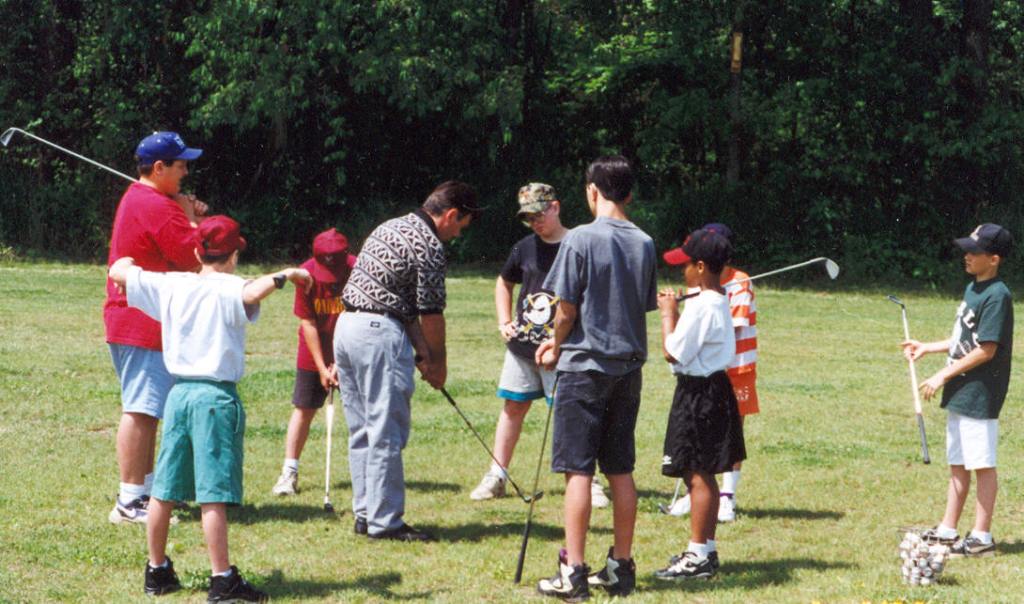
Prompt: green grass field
<box><xmin>1</xmin><ymin>262</ymin><xmax>1023</xmax><ymax>603</ymax></box>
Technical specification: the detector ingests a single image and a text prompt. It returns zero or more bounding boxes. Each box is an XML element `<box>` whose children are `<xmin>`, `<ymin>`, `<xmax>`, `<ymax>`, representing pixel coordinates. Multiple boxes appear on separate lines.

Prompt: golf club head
<box><xmin>0</xmin><ymin>128</ymin><xmax>17</xmax><ymax>147</ymax></box>
<box><xmin>824</xmin><ymin>258</ymin><xmax>840</xmax><ymax>279</ymax></box>
<box><xmin>887</xmin><ymin>294</ymin><xmax>905</xmax><ymax>308</ymax></box>
<box><xmin>323</xmin><ymin>501</ymin><xmax>335</xmax><ymax>513</ymax></box>
<box><xmin>529</xmin><ymin>490</ymin><xmax>544</xmax><ymax>503</ymax></box>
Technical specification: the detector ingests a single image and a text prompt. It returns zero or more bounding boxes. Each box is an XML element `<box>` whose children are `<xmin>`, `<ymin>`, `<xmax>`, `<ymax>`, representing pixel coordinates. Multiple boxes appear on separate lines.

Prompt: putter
<box><xmin>888</xmin><ymin>295</ymin><xmax>931</xmax><ymax>464</ymax></box>
<box><xmin>514</xmin><ymin>375</ymin><xmax>558</xmax><ymax>584</ymax></box>
<box><xmin>440</xmin><ymin>387</ymin><xmax>542</xmax><ymax>504</ymax></box>
<box><xmin>676</xmin><ymin>256</ymin><xmax>840</xmax><ymax>301</ymax></box>
<box><xmin>1</xmin><ymin>127</ymin><xmax>139</xmax><ymax>183</ymax></box>
<box><xmin>323</xmin><ymin>385</ymin><xmax>337</xmax><ymax>512</ymax></box>
<box><xmin>657</xmin><ymin>478</ymin><xmax>684</xmax><ymax>515</ymax></box>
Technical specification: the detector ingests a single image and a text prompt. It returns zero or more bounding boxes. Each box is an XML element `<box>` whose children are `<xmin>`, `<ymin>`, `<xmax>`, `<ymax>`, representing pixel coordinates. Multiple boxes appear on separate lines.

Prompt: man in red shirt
<box><xmin>105</xmin><ymin>131</ymin><xmax>208</xmax><ymax>524</ymax></box>
<box><xmin>273</xmin><ymin>228</ymin><xmax>357</xmax><ymax>495</ymax></box>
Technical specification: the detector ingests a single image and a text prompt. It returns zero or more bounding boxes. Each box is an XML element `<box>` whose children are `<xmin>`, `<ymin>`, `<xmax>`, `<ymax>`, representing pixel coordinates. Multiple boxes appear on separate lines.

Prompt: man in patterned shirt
<box><xmin>334</xmin><ymin>180</ymin><xmax>481</xmax><ymax>542</ymax></box>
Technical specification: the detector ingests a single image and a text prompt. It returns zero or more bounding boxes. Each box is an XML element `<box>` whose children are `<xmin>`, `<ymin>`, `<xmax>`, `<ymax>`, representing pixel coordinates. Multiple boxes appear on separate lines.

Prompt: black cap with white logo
<box><xmin>954</xmin><ymin>223</ymin><xmax>1013</xmax><ymax>257</ymax></box>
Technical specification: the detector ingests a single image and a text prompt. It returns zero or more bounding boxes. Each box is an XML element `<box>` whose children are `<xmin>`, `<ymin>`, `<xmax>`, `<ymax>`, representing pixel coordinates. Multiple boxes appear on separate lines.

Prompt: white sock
<box><xmin>143</xmin><ymin>473</ymin><xmax>154</xmax><ymax>495</ymax></box>
<box><xmin>970</xmin><ymin>530</ymin><xmax>993</xmax><ymax>544</ymax></box>
<box><xmin>687</xmin><ymin>541</ymin><xmax>711</xmax><ymax>558</ymax></box>
<box><xmin>150</xmin><ymin>558</ymin><xmax>169</xmax><ymax>569</ymax></box>
<box><xmin>706</xmin><ymin>539</ymin><xmax>717</xmax><ymax>552</ymax></box>
<box><xmin>120</xmin><ymin>482</ymin><xmax>146</xmax><ymax>503</ymax></box>
<box><xmin>936</xmin><ymin>524</ymin><xmax>959</xmax><ymax>539</ymax></box>
<box><xmin>283</xmin><ymin>458</ymin><xmax>299</xmax><ymax>473</ymax></box>
<box><xmin>489</xmin><ymin>462</ymin><xmax>508</xmax><ymax>480</ymax></box>
<box><xmin>212</xmin><ymin>567</ymin><xmax>233</xmax><ymax>578</ymax></box>
<box><xmin>721</xmin><ymin>470</ymin><xmax>740</xmax><ymax>495</ymax></box>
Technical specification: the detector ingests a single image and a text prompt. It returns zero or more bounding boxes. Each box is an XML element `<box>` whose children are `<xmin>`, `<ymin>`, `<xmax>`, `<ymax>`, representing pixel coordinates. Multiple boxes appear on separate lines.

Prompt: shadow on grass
<box><xmin>225</xmin><ymin>503</ymin><xmax>341</xmax><ymax>524</ymax></box>
<box><xmin>640</xmin><ymin>557</ymin><xmax>854</xmax><ymax>592</ymax></box>
<box><xmin>256</xmin><ymin>570</ymin><xmax>436</xmax><ymax>600</ymax></box>
<box><xmin>996</xmin><ymin>540</ymin><xmax>1024</xmax><ymax>555</ymax></box>
<box><xmin>417</xmin><ymin>521</ymin><xmax>610</xmax><ymax>543</ymax></box>
<box><xmin>740</xmin><ymin>507</ymin><xmax>845</xmax><ymax>521</ymax></box>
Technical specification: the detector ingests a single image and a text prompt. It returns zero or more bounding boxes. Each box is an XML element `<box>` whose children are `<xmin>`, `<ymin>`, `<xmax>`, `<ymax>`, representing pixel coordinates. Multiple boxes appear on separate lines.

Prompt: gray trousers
<box><xmin>333</xmin><ymin>311</ymin><xmax>415</xmax><ymax>534</ymax></box>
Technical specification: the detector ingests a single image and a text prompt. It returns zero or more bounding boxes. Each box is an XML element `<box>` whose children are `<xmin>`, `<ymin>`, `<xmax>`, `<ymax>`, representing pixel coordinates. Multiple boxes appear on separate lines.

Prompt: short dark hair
<box><xmin>585</xmin><ymin>155</ymin><xmax>634</xmax><ymax>203</ymax></box>
<box><xmin>200</xmin><ymin>251</ymin><xmax>234</xmax><ymax>264</ymax></box>
<box><xmin>136</xmin><ymin>157</ymin><xmax>178</xmax><ymax>177</ymax></box>
<box><xmin>422</xmin><ymin>180</ymin><xmax>481</xmax><ymax>220</ymax></box>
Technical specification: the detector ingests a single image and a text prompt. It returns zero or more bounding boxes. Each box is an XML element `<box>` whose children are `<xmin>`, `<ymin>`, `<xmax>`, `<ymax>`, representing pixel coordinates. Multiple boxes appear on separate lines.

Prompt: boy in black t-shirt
<box><xmin>470</xmin><ymin>184</ymin><xmax>610</xmax><ymax>506</ymax></box>
<box><xmin>903</xmin><ymin>224</ymin><xmax>1014</xmax><ymax>558</ymax></box>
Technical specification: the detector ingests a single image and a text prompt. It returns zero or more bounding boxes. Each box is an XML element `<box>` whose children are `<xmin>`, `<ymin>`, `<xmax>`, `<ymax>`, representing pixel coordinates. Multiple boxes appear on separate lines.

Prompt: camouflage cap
<box><xmin>517</xmin><ymin>183</ymin><xmax>558</xmax><ymax>215</ymax></box>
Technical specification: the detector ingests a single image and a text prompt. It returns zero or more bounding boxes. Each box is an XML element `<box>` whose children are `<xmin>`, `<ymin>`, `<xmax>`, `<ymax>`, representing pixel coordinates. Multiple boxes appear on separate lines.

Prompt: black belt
<box><xmin>347</xmin><ymin>306</ymin><xmax>406</xmax><ymax>323</ymax></box>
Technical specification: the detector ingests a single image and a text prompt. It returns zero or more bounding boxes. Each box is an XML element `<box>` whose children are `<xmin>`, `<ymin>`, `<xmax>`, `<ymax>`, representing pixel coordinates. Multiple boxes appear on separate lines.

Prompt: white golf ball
<box><xmin>931</xmin><ymin>562</ymin><xmax>944</xmax><ymax>573</ymax></box>
<box><xmin>900</xmin><ymin>550</ymin><xmax>909</xmax><ymax>560</ymax></box>
<box><xmin>904</xmin><ymin>531</ymin><xmax>917</xmax><ymax>542</ymax></box>
<box><xmin>921</xmin><ymin>576</ymin><xmax>933</xmax><ymax>586</ymax></box>
<box><xmin>901</xmin><ymin>566</ymin><xmax>910</xmax><ymax>577</ymax></box>
<box><xmin>922</xmin><ymin>567</ymin><xmax>933</xmax><ymax>578</ymax></box>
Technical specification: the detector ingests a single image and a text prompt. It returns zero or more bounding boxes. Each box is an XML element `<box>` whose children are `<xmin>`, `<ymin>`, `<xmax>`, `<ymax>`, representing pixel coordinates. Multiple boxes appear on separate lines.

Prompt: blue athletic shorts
<box><xmin>109</xmin><ymin>343</ymin><xmax>174</xmax><ymax>419</ymax></box>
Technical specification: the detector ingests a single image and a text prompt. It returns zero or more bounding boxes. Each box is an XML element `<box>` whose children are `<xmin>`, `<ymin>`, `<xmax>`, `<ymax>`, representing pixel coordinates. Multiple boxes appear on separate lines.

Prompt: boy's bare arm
<box><xmin>920</xmin><ymin>342</ymin><xmax>998</xmax><ymax>400</ymax></box>
<box><xmin>495</xmin><ymin>276</ymin><xmax>517</xmax><ymax>340</ymax></box>
<box><xmin>299</xmin><ymin>319</ymin><xmax>336</xmax><ymax>388</ymax></box>
<box><xmin>242</xmin><ymin>268</ymin><xmax>312</xmax><ymax>305</ymax></box>
<box><xmin>108</xmin><ymin>256</ymin><xmax>137</xmax><ymax>291</ymax></box>
<box><xmin>535</xmin><ymin>299</ymin><xmax>577</xmax><ymax>370</ymax></box>
<box><xmin>658</xmin><ymin>287</ymin><xmax>680</xmax><ymax>363</ymax></box>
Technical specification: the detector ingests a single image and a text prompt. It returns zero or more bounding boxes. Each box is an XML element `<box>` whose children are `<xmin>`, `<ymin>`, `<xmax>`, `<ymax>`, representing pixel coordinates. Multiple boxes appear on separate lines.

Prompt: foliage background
<box><xmin>1</xmin><ymin>1</ymin><xmax>1023</xmax><ymax>286</ymax></box>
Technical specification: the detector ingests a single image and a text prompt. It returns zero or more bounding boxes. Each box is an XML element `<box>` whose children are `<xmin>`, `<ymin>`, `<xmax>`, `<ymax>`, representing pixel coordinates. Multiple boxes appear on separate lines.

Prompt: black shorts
<box><xmin>662</xmin><ymin>371</ymin><xmax>746</xmax><ymax>477</ymax></box>
<box><xmin>292</xmin><ymin>368</ymin><xmax>329</xmax><ymax>409</ymax></box>
<box><xmin>551</xmin><ymin>369</ymin><xmax>642</xmax><ymax>475</ymax></box>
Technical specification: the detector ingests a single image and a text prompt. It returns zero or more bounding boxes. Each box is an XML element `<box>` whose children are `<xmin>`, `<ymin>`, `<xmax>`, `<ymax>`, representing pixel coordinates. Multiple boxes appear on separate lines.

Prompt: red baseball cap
<box><xmin>198</xmin><ymin>215</ymin><xmax>247</xmax><ymax>256</ymax></box>
<box><xmin>310</xmin><ymin>228</ymin><xmax>352</xmax><ymax>283</ymax></box>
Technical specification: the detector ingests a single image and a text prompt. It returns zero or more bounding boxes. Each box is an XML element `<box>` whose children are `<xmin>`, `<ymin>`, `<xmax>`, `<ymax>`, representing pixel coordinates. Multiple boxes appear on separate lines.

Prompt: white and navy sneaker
<box><xmin>109</xmin><ymin>495</ymin><xmax>149</xmax><ymax>524</ymax></box>
<box><xmin>590</xmin><ymin>480</ymin><xmax>610</xmax><ymax>509</ymax></box>
<box><xmin>587</xmin><ymin>546</ymin><xmax>636</xmax><ymax>596</ymax></box>
<box><xmin>949</xmin><ymin>535</ymin><xmax>996</xmax><ymax>558</ymax></box>
<box><xmin>654</xmin><ymin>551</ymin><xmax>716</xmax><ymax>581</ymax></box>
<box><xmin>538</xmin><ymin>549</ymin><xmax>590</xmax><ymax>602</ymax></box>
<box><xmin>469</xmin><ymin>472</ymin><xmax>506</xmax><ymax>500</ymax></box>
<box><xmin>272</xmin><ymin>469</ymin><xmax>298</xmax><ymax>496</ymax></box>
<box><xmin>921</xmin><ymin>526</ymin><xmax>960</xmax><ymax>546</ymax></box>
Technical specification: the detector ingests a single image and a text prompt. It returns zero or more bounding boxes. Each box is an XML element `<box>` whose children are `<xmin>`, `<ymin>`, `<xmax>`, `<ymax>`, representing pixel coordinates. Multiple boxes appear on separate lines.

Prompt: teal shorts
<box><xmin>152</xmin><ymin>380</ymin><xmax>246</xmax><ymax>505</ymax></box>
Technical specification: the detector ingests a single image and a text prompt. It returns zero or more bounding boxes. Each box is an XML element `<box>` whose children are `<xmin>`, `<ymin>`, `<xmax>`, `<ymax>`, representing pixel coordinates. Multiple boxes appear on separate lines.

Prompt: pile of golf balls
<box><xmin>898</xmin><ymin>531</ymin><xmax>948</xmax><ymax>586</ymax></box>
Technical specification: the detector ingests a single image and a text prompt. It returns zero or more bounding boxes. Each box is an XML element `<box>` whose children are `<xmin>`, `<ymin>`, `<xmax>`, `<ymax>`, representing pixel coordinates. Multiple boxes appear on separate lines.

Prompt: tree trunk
<box><xmin>726</xmin><ymin>3</ymin><xmax>745</xmax><ymax>187</ymax></box>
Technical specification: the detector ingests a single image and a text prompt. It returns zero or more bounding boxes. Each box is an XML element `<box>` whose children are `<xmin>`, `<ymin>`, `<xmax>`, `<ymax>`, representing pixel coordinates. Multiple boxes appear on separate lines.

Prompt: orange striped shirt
<box><xmin>721</xmin><ymin>267</ymin><xmax>756</xmax><ymax>376</ymax></box>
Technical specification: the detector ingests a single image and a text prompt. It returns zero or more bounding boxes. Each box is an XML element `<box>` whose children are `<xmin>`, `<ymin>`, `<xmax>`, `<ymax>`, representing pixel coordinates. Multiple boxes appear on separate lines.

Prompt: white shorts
<box><xmin>496</xmin><ymin>349</ymin><xmax>555</xmax><ymax>403</ymax></box>
<box><xmin>946</xmin><ymin>412</ymin><xmax>998</xmax><ymax>470</ymax></box>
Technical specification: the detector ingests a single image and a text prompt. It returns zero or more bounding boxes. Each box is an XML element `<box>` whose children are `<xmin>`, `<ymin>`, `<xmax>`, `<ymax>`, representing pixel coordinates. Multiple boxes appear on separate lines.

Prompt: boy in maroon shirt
<box><xmin>272</xmin><ymin>228</ymin><xmax>357</xmax><ymax>495</ymax></box>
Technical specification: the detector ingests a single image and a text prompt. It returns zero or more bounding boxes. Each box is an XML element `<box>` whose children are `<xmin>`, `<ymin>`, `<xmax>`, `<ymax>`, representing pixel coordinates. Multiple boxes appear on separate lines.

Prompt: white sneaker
<box><xmin>109</xmin><ymin>495</ymin><xmax>178</xmax><ymax>525</ymax></box>
<box><xmin>590</xmin><ymin>479</ymin><xmax>610</xmax><ymax>509</ymax></box>
<box><xmin>666</xmin><ymin>494</ymin><xmax>691</xmax><ymax>517</ymax></box>
<box><xmin>469</xmin><ymin>472</ymin><xmax>506</xmax><ymax>500</ymax></box>
<box><xmin>272</xmin><ymin>470</ymin><xmax>298</xmax><ymax>496</ymax></box>
<box><xmin>717</xmin><ymin>494</ymin><xmax>736</xmax><ymax>522</ymax></box>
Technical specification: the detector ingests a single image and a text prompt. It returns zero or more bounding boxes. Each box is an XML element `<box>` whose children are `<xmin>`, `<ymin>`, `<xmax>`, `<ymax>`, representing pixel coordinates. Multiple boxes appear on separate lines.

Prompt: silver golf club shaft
<box><xmin>1</xmin><ymin>127</ymin><xmax>138</xmax><ymax>183</ymax></box>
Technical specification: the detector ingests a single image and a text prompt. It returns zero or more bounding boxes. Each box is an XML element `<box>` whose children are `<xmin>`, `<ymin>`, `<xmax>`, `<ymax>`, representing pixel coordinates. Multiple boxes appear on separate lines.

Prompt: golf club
<box><xmin>440</xmin><ymin>387</ymin><xmax>542</xmax><ymax>504</ymax></box>
<box><xmin>514</xmin><ymin>376</ymin><xmax>558</xmax><ymax>584</ymax></box>
<box><xmin>888</xmin><ymin>295</ymin><xmax>931</xmax><ymax>464</ymax></box>
<box><xmin>675</xmin><ymin>257</ymin><xmax>840</xmax><ymax>301</ymax></box>
<box><xmin>323</xmin><ymin>385</ymin><xmax>337</xmax><ymax>512</ymax></box>
<box><xmin>1</xmin><ymin>127</ymin><xmax>138</xmax><ymax>183</ymax></box>
<box><xmin>657</xmin><ymin>478</ymin><xmax>684</xmax><ymax>515</ymax></box>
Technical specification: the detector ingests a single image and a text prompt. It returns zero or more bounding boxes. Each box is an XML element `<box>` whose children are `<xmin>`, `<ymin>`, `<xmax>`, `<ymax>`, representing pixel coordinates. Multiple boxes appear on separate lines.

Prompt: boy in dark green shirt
<box><xmin>903</xmin><ymin>223</ymin><xmax>1014</xmax><ymax>558</ymax></box>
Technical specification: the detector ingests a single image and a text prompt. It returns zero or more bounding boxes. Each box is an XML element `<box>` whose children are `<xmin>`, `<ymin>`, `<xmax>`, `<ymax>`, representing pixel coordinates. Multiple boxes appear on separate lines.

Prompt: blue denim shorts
<box><xmin>109</xmin><ymin>343</ymin><xmax>174</xmax><ymax>419</ymax></box>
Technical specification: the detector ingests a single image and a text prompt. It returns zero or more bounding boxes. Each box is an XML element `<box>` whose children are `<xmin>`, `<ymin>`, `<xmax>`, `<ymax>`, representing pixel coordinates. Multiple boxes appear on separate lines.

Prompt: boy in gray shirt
<box><xmin>535</xmin><ymin>156</ymin><xmax>658</xmax><ymax>600</ymax></box>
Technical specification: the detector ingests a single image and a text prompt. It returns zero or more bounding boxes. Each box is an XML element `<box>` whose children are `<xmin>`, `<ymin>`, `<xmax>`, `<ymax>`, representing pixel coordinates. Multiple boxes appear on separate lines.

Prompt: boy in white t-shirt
<box><xmin>108</xmin><ymin>215</ymin><xmax>311</xmax><ymax>603</ymax></box>
<box><xmin>653</xmin><ymin>229</ymin><xmax>746</xmax><ymax>581</ymax></box>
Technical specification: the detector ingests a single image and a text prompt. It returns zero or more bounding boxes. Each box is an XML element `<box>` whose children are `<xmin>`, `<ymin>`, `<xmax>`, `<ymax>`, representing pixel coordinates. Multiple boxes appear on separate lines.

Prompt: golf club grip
<box><xmin>513</xmin><ymin>516</ymin><xmax>532</xmax><ymax>583</ymax></box>
<box><xmin>917</xmin><ymin>414</ymin><xmax>931</xmax><ymax>464</ymax></box>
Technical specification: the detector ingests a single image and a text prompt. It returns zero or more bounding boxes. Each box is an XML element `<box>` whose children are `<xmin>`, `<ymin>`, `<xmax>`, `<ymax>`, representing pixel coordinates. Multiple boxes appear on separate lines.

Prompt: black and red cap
<box><xmin>663</xmin><ymin>228</ymin><xmax>732</xmax><ymax>267</ymax></box>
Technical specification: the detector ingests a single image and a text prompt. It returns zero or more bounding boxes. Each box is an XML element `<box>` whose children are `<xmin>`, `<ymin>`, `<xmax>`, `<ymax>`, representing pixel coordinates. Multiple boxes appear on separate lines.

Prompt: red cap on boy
<box><xmin>198</xmin><ymin>215</ymin><xmax>247</xmax><ymax>257</ymax></box>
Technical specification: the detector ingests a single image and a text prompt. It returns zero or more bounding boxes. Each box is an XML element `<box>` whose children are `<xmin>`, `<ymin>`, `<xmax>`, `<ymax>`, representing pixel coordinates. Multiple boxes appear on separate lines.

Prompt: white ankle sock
<box><xmin>936</xmin><ymin>524</ymin><xmax>959</xmax><ymax>539</ymax></box>
<box><xmin>150</xmin><ymin>558</ymin><xmax>169</xmax><ymax>569</ymax></box>
<box><xmin>706</xmin><ymin>539</ymin><xmax>717</xmax><ymax>552</ymax></box>
<box><xmin>489</xmin><ymin>462</ymin><xmax>508</xmax><ymax>479</ymax></box>
<box><xmin>283</xmin><ymin>458</ymin><xmax>299</xmax><ymax>473</ymax></box>
<box><xmin>212</xmin><ymin>568</ymin><xmax>233</xmax><ymax>578</ymax></box>
<box><xmin>120</xmin><ymin>482</ymin><xmax>146</xmax><ymax>503</ymax></box>
<box><xmin>687</xmin><ymin>541</ymin><xmax>711</xmax><ymax>558</ymax></box>
<box><xmin>721</xmin><ymin>470</ymin><xmax>740</xmax><ymax>495</ymax></box>
<box><xmin>970</xmin><ymin>530</ymin><xmax>993</xmax><ymax>544</ymax></box>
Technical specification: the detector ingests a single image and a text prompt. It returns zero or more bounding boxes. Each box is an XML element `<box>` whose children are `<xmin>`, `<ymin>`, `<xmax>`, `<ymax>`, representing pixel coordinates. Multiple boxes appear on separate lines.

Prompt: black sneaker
<box><xmin>354</xmin><ymin>516</ymin><xmax>368</xmax><ymax>536</ymax></box>
<box><xmin>920</xmin><ymin>526</ymin><xmax>959</xmax><ymax>546</ymax></box>
<box><xmin>537</xmin><ymin>549</ymin><xmax>590</xmax><ymax>602</ymax></box>
<box><xmin>949</xmin><ymin>535</ymin><xmax>996</xmax><ymax>558</ymax></box>
<box><xmin>207</xmin><ymin>567</ymin><xmax>268</xmax><ymax>603</ymax></box>
<box><xmin>144</xmin><ymin>556</ymin><xmax>181</xmax><ymax>596</ymax></box>
<box><xmin>587</xmin><ymin>546</ymin><xmax>636</xmax><ymax>596</ymax></box>
<box><xmin>368</xmin><ymin>523</ymin><xmax>435</xmax><ymax>542</ymax></box>
<box><xmin>654</xmin><ymin>551</ymin><xmax>716</xmax><ymax>581</ymax></box>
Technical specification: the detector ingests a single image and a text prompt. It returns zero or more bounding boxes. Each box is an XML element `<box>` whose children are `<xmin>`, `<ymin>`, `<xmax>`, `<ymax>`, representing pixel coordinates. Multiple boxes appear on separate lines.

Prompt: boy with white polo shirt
<box><xmin>109</xmin><ymin>215</ymin><xmax>311</xmax><ymax>602</ymax></box>
<box><xmin>904</xmin><ymin>223</ymin><xmax>1014</xmax><ymax>558</ymax></box>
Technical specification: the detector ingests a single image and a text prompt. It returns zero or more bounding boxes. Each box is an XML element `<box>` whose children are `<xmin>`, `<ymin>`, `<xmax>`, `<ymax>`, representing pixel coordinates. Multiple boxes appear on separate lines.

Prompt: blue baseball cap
<box><xmin>135</xmin><ymin>131</ymin><xmax>203</xmax><ymax>164</ymax></box>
